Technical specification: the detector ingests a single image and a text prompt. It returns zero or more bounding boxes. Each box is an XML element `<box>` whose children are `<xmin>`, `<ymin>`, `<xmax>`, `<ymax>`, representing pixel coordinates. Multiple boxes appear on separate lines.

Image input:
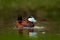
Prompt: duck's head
<box><xmin>27</xmin><ymin>16</ymin><xmax>36</xmax><ymax>22</ymax></box>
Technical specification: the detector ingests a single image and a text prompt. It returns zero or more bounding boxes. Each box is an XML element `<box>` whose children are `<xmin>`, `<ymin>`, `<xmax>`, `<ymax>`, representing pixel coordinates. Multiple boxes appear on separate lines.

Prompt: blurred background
<box><xmin>0</xmin><ymin>0</ymin><xmax>60</xmax><ymax>40</ymax></box>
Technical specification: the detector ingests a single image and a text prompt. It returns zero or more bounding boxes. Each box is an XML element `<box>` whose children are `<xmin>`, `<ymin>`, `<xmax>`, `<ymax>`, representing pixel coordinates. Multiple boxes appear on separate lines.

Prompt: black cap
<box><xmin>28</xmin><ymin>16</ymin><xmax>33</xmax><ymax>18</ymax></box>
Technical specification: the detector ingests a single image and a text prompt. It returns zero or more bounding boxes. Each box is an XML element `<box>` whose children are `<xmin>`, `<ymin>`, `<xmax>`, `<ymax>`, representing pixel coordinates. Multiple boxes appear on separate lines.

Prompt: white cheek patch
<box><xmin>28</xmin><ymin>18</ymin><xmax>36</xmax><ymax>22</ymax></box>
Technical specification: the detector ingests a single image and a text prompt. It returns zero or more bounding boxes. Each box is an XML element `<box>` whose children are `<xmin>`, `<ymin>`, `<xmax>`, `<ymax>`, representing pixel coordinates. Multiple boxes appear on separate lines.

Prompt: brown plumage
<box><xmin>16</xmin><ymin>16</ymin><xmax>34</xmax><ymax>35</ymax></box>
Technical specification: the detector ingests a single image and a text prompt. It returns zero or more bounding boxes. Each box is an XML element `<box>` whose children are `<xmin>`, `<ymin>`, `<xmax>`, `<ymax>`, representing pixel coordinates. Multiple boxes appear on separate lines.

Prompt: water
<box><xmin>29</xmin><ymin>32</ymin><xmax>37</xmax><ymax>38</ymax></box>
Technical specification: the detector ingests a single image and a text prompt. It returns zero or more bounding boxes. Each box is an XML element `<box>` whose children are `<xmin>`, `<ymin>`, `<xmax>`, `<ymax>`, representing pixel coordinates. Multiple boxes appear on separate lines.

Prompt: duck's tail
<box><xmin>17</xmin><ymin>15</ymin><xmax>22</xmax><ymax>23</ymax></box>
